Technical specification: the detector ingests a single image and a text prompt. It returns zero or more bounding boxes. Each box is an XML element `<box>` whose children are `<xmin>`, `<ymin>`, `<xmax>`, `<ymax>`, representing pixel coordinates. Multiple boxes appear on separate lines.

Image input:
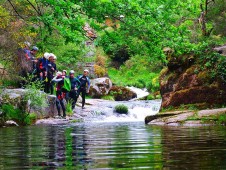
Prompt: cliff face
<box><xmin>160</xmin><ymin>47</ymin><xmax>226</xmax><ymax>109</ymax></box>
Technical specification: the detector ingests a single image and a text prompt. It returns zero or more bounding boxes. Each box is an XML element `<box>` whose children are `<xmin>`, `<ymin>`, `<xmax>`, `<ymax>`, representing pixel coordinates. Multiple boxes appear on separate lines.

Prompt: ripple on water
<box><xmin>0</xmin><ymin>123</ymin><xmax>226</xmax><ymax>169</ymax></box>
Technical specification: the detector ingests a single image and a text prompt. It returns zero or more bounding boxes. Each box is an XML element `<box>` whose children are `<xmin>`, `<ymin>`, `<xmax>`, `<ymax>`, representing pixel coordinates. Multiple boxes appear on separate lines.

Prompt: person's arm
<box><xmin>24</xmin><ymin>50</ymin><xmax>30</xmax><ymax>60</ymax></box>
<box><xmin>86</xmin><ymin>77</ymin><xmax>91</xmax><ymax>92</ymax></box>
<box><xmin>75</xmin><ymin>78</ymin><xmax>81</xmax><ymax>90</ymax></box>
<box><xmin>52</xmin><ymin>76</ymin><xmax>63</xmax><ymax>83</ymax></box>
<box><xmin>36</xmin><ymin>59</ymin><xmax>41</xmax><ymax>73</ymax></box>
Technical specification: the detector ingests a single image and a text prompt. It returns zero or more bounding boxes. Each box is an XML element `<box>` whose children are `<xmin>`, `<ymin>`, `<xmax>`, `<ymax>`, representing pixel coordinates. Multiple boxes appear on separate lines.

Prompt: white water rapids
<box><xmin>36</xmin><ymin>87</ymin><xmax>161</xmax><ymax>125</ymax></box>
<box><xmin>73</xmin><ymin>87</ymin><xmax>161</xmax><ymax>123</ymax></box>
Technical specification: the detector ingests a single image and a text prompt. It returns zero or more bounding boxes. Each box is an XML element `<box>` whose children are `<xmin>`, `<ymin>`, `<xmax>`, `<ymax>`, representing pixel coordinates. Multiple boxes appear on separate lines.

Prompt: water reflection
<box><xmin>0</xmin><ymin>123</ymin><xmax>226</xmax><ymax>169</ymax></box>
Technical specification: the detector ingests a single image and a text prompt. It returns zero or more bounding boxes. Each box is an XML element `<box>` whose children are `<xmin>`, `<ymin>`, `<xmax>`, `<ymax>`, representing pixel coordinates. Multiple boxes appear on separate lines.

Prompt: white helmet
<box><xmin>56</xmin><ymin>71</ymin><xmax>62</xmax><ymax>76</ymax></box>
<box><xmin>44</xmin><ymin>52</ymin><xmax>50</xmax><ymax>59</ymax></box>
<box><xmin>69</xmin><ymin>70</ymin><xmax>75</xmax><ymax>74</ymax></box>
<box><xmin>84</xmin><ymin>69</ymin><xmax>89</xmax><ymax>73</ymax></box>
<box><xmin>49</xmin><ymin>53</ymin><xmax>57</xmax><ymax>59</ymax></box>
<box><xmin>24</xmin><ymin>41</ymin><xmax>31</xmax><ymax>47</ymax></box>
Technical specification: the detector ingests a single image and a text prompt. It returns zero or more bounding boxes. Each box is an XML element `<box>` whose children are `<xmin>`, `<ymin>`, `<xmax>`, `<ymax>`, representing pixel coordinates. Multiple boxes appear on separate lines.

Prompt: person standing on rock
<box><xmin>68</xmin><ymin>70</ymin><xmax>81</xmax><ymax>110</ymax></box>
<box><xmin>52</xmin><ymin>71</ymin><xmax>66</xmax><ymax>118</ymax></box>
<box><xmin>75</xmin><ymin>69</ymin><xmax>90</xmax><ymax>109</ymax></box>
<box><xmin>46</xmin><ymin>53</ymin><xmax>57</xmax><ymax>94</ymax></box>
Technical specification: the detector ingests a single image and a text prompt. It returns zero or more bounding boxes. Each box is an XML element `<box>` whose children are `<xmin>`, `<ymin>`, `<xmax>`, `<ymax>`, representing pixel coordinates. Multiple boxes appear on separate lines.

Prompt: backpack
<box><xmin>62</xmin><ymin>77</ymin><xmax>71</xmax><ymax>92</ymax></box>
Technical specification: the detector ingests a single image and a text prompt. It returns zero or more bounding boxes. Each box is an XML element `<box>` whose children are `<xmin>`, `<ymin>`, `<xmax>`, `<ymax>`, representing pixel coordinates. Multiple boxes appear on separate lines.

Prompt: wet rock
<box><xmin>145</xmin><ymin>108</ymin><xmax>226</xmax><ymax>126</ymax></box>
<box><xmin>5</xmin><ymin>120</ymin><xmax>19</xmax><ymax>127</ymax></box>
<box><xmin>35</xmin><ymin>118</ymin><xmax>69</xmax><ymax>125</ymax></box>
<box><xmin>109</xmin><ymin>86</ymin><xmax>137</xmax><ymax>101</ymax></box>
<box><xmin>159</xmin><ymin>50</ymin><xmax>226</xmax><ymax>109</ymax></box>
<box><xmin>0</xmin><ymin>88</ymin><xmax>58</xmax><ymax>119</ymax></box>
<box><xmin>89</xmin><ymin>77</ymin><xmax>112</xmax><ymax>98</ymax></box>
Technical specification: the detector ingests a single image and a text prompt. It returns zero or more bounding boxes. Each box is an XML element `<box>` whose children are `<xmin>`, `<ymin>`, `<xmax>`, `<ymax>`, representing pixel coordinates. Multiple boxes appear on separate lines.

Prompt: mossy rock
<box><xmin>197</xmin><ymin>71</ymin><xmax>213</xmax><ymax>85</ymax></box>
<box><xmin>109</xmin><ymin>86</ymin><xmax>137</xmax><ymax>101</ymax></box>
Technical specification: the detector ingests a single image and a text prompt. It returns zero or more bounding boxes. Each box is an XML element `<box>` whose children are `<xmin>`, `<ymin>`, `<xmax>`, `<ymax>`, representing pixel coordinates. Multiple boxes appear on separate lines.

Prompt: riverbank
<box><xmin>145</xmin><ymin>108</ymin><xmax>226</xmax><ymax>126</ymax></box>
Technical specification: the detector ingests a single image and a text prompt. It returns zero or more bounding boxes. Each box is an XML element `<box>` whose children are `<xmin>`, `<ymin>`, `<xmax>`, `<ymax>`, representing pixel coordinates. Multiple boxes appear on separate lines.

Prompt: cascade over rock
<box><xmin>160</xmin><ymin>48</ymin><xmax>226</xmax><ymax>109</ymax></box>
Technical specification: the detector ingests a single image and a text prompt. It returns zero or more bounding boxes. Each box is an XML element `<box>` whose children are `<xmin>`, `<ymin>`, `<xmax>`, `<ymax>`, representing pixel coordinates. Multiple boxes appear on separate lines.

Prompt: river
<box><xmin>0</xmin><ymin>122</ymin><xmax>226</xmax><ymax>169</ymax></box>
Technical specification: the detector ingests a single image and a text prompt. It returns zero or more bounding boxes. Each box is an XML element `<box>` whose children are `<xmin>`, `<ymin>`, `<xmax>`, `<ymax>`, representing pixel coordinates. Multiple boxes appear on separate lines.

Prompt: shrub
<box><xmin>101</xmin><ymin>95</ymin><xmax>115</xmax><ymax>101</ymax></box>
<box><xmin>24</xmin><ymin>113</ymin><xmax>37</xmax><ymax>125</ymax></box>
<box><xmin>66</xmin><ymin>100</ymin><xmax>73</xmax><ymax>116</ymax></box>
<box><xmin>94</xmin><ymin>64</ymin><xmax>106</xmax><ymax>78</ymax></box>
<box><xmin>114</xmin><ymin>104</ymin><xmax>128</xmax><ymax>114</ymax></box>
<box><xmin>1</xmin><ymin>104</ymin><xmax>38</xmax><ymax>125</ymax></box>
<box><xmin>147</xmin><ymin>94</ymin><xmax>155</xmax><ymax>100</ymax></box>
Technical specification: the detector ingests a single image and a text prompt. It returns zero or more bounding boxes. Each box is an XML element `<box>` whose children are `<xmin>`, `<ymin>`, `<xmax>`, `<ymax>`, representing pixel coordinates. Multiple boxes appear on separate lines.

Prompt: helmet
<box><xmin>56</xmin><ymin>71</ymin><xmax>62</xmax><ymax>76</ymax></box>
<box><xmin>49</xmin><ymin>53</ymin><xmax>57</xmax><ymax>59</ymax></box>
<box><xmin>69</xmin><ymin>70</ymin><xmax>75</xmax><ymax>74</ymax></box>
<box><xmin>44</xmin><ymin>52</ymin><xmax>50</xmax><ymax>59</ymax></box>
<box><xmin>63</xmin><ymin>70</ymin><xmax>67</xmax><ymax>73</ymax></box>
<box><xmin>84</xmin><ymin>69</ymin><xmax>89</xmax><ymax>73</ymax></box>
<box><xmin>24</xmin><ymin>41</ymin><xmax>31</xmax><ymax>47</ymax></box>
<box><xmin>32</xmin><ymin>46</ymin><xmax>39</xmax><ymax>51</ymax></box>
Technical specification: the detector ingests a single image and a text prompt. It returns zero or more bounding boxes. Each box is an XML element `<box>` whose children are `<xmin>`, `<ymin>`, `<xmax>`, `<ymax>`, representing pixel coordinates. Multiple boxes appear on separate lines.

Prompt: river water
<box><xmin>0</xmin><ymin>122</ymin><xmax>226</xmax><ymax>169</ymax></box>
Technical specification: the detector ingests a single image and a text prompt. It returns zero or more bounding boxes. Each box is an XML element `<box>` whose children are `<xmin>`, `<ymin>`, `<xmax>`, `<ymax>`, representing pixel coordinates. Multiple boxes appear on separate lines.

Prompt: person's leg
<box><xmin>60</xmin><ymin>99</ymin><xmax>66</xmax><ymax>117</ymax></box>
<box><xmin>50</xmin><ymin>81</ymin><xmax>54</xmax><ymax>94</ymax></box>
<box><xmin>44</xmin><ymin>81</ymin><xmax>49</xmax><ymax>93</ymax></box>
<box><xmin>71</xmin><ymin>90</ymin><xmax>77</xmax><ymax>110</ymax></box>
<box><xmin>74</xmin><ymin>88</ymin><xmax>81</xmax><ymax>107</ymax></box>
<box><xmin>56</xmin><ymin>98</ymin><xmax>61</xmax><ymax>116</ymax></box>
<box><xmin>81</xmin><ymin>89</ymin><xmax>86</xmax><ymax>108</ymax></box>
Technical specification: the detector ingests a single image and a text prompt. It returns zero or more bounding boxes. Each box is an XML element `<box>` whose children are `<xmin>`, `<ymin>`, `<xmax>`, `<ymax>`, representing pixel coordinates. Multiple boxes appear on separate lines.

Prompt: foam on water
<box><xmin>127</xmin><ymin>86</ymin><xmax>149</xmax><ymax>99</ymax></box>
<box><xmin>92</xmin><ymin>105</ymin><xmax>160</xmax><ymax>123</ymax></box>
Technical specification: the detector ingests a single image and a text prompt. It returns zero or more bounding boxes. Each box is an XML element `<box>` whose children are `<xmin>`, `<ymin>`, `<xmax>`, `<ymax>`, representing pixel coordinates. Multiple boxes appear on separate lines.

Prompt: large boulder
<box><xmin>0</xmin><ymin>88</ymin><xmax>58</xmax><ymax>119</ymax></box>
<box><xmin>160</xmin><ymin>50</ymin><xmax>226</xmax><ymax>109</ymax></box>
<box><xmin>89</xmin><ymin>77</ymin><xmax>112</xmax><ymax>98</ymax></box>
<box><xmin>109</xmin><ymin>86</ymin><xmax>137</xmax><ymax>101</ymax></box>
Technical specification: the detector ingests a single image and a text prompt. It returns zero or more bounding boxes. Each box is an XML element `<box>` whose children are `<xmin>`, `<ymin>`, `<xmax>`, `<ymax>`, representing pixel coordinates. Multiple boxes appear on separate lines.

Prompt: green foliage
<box><xmin>217</xmin><ymin>56</ymin><xmax>226</xmax><ymax>83</ymax></box>
<box><xmin>101</xmin><ymin>95</ymin><xmax>115</xmax><ymax>101</ymax></box>
<box><xmin>146</xmin><ymin>94</ymin><xmax>155</xmax><ymax>100</ymax></box>
<box><xmin>0</xmin><ymin>0</ymin><xmax>226</xmax><ymax>100</ymax></box>
<box><xmin>114</xmin><ymin>104</ymin><xmax>128</xmax><ymax>114</ymax></box>
<box><xmin>0</xmin><ymin>79</ymin><xmax>18</xmax><ymax>89</ymax></box>
<box><xmin>66</xmin><ymin>100</ymin><xmax>73</xmax><ymax>116</ymax></box>
<box><xmin>108</xmin><ymin>67</ymin><xmax>160</xmax><ymax>93</ymax></box>
<box><xmin>1</xmin><ymin>104</ymin><xmax>37</xmax><ymax>125</ymax></box>
<box><xmin>24</xmin><ymin>113</ymin><xmax>37</xmax><ymax>125</ymax></box>
<box><xmin>24</xmin><ymin>79</ymin><xmax>47</xmax><ymax>112</ymax></box>
<box><xmin>218</xmin><ymin>114</ymin><xmax>226</xmax><ymax>125</ymax></box>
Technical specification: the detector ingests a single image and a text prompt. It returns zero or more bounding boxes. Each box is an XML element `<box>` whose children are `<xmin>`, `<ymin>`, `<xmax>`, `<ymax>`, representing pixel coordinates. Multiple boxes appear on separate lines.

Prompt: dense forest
<box><xmin>0</xmin><ymin>0</ymin><xmax>226</xmax><ymax>96</ymax></box>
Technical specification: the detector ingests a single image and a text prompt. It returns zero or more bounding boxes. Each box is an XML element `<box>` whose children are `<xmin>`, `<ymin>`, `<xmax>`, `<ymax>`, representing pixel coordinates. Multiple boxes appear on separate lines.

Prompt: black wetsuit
<box><xmin>53</xmin><ymin>76</ymin><xmax>66</xmax><ymax>117</ymax></box>
<box><xmin>69</xmin><ymin>77</ymin><xmax>81</xmax><ymax>109</ymax></box>
<box><xmin>75</xmin><ymin>75</ymin><xmax>90</xmax><ymax>108</ymax></box>
<box><xmin>46</xmin><ymin>62</ymin><xmax>57</xmax><ymax>94</ymax></box>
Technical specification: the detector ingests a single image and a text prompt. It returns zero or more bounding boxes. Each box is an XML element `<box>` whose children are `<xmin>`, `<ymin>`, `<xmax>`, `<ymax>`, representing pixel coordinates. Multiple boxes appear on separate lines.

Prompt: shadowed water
<box><xmin>0</xmin><ymin>122</ymin><xmax>226</xmax><ymax>169</ymax></box>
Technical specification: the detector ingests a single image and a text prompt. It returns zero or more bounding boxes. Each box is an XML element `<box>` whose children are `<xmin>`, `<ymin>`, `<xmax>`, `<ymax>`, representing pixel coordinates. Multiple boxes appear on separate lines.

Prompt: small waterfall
<box><xmin>74</xmin><ymin>99</ymin><xmax>161</xmax><ymax>123</ymax></box>
<box><xmin>96</xmin><ymin>103</ymin><xmax>160</xmax><ymax>123</ymax></box>
<box><xmin>127</xmin><ymin>86</ymin><xmax>149</xmax><ymax>100</ymax></box>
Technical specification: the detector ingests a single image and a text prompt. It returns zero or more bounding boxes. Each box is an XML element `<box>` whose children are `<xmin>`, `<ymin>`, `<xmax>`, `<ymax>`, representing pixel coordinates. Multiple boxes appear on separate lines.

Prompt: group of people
<box><xmin>52</xmin><ymin>69</ymin><xmax>90</xmax><ymax>118</ymax></box>
<box><xmin>19</xmin><ymin>41</ymin><xmax>91</xmax><ymax>118</ymax></box>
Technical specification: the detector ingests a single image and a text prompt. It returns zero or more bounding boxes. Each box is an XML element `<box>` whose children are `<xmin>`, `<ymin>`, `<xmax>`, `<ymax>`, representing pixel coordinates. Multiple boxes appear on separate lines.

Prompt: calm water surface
<box><xmin>0</xmin><ymin>122</ymin><xmax>226</xmax><ymax>169</ymax></box>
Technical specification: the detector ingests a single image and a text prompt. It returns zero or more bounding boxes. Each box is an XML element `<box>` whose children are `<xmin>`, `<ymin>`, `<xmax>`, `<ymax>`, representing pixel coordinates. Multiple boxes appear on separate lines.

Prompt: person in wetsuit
<box><xmin>52</xmin><ymin>71</ymin><xmax>66</xmax><ymax>118</ymax></box>
<box><xmin>46</xmin><ymin>53</ymin><xmax>57</xmax><ymax>94</ymax></box>
<box><xmin>75</xmin><ymin>69</ymin><xmax>90</xmax><ymax>109</ymax></box>
<box><xmin>68</xmin><ymin>70</ymin><xmax>81</xmax><ymax>110</ymax></box>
